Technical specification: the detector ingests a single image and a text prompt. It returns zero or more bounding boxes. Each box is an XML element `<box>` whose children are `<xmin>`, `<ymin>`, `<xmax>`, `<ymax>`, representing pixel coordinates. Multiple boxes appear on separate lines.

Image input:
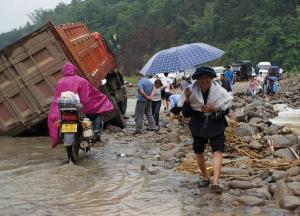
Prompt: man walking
<box><xmin>224</xmin><ymin>65</ymin><xmax>234</xmax><ymax>86</ymax></box>
<box><xmin>181</xmin><ymin>66</ymin><xmax>232</xmax><ymax>193</ymax></box>
<box><xmin>134</xmin><ymin>74</ymin><xmax>158</xmax><ymax>135</ymax></box>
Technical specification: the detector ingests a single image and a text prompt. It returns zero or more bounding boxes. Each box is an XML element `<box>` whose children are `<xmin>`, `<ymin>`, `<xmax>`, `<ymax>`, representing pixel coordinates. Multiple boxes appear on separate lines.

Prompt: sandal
<box><xmin>197</xmin><ymin>178</ymin><xmax>211</xmax><ymax>188</ymax></box>
<box><xmin>209</xmin><ymin>184</ymin><xmax>223</xmax><ymax>194</ymax></box>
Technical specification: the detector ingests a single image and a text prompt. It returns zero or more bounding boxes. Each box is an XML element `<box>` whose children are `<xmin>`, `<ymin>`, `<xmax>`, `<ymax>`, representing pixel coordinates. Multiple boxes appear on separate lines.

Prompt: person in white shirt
<box><xmin>150</xmin><ymin>79</ymin><xmax>163</xmax><ymax>126</ymax></box>
<box><xmin>161</xmin><ymin>73</ymin><xmax>174</xmax><ymax>110</ymax></box>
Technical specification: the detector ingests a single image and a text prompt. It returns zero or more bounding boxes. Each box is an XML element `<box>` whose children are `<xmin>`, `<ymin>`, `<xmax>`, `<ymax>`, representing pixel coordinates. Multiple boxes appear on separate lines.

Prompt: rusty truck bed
<box><xmin>0</xmin><ymin>21</ymin><xmax>119</xmax><ymax>135</ymax></box>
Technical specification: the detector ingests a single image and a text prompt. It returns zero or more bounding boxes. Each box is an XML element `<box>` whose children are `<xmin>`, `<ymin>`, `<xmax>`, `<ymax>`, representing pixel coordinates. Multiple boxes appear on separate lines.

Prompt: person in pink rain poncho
<box><xmin>48</xmin><ymin>62</ymin><xmax>113</xmax><ymax>148</ymax></box>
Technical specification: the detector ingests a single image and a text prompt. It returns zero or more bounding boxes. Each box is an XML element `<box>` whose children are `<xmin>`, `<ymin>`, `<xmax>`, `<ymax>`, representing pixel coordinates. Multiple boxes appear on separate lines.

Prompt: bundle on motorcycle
<box><xmin>57</xmin><ymin>92</ymin><xmax>95</xmax><ymax>163</ymax></box>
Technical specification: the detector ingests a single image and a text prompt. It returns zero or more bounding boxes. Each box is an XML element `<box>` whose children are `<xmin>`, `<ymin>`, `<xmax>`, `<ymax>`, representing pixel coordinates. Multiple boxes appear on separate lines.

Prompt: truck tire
<box><xmin>117</xmin><ymin>87</ymin><xmax>127</xmax><ymax>115</ymax></box>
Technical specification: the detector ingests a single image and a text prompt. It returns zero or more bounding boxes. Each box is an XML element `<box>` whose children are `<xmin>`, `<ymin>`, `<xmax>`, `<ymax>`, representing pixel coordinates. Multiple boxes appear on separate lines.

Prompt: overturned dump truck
<box><xmin>0</xmin><ymin>21</ymin><xmax>127</xmax><ymax>136</ymax></box>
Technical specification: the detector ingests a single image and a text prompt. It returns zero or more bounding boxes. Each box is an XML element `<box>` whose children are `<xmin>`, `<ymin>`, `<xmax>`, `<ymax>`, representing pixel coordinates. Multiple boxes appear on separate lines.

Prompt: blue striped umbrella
<box><xmin>140</xmin><ymin>43</ymin><xmax>224</xmax><ymax>76</ymax></box>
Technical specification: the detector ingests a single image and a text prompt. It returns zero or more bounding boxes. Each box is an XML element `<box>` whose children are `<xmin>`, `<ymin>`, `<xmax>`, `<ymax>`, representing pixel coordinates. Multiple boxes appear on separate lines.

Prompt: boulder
<box><xmin>287</xmin><ymin>182</ymin><xmax>300</xmax><ymax>196</ymax></box>
<box><xmin>237</xmin><ymin>196</ymin><xmax>265</xmax><ymax>206</ymax></box>
<box><xmin>279</xmin><ymin>126</ymin><xmax>294</xmax><ymax>135</ymax></box>
<box><xmin>167</xmin><ymin>132</ymin><xmax>181</xmax><ymax>144</ymax></box>
<box><xmin>160</xmin><ymin>145</ymin><xmax>183</xmax><ymax>161</ymax></box>
<box><xmin>175</xmin><ymin>151</ymin><xmax>186</xmax><ymax>159</ymax></box>
<box><xmin>222</xmin><ymin>167</ymin><xmax>249</xmax><ymax>176</ymax></box>
<box><xmin>240</xmin><ymin>136</ymin><xmax>253</xmax><ymax>143</ymax></box>
<box><xmin>263</xmin><ymin>134</ymin><xmax>298</xmax><ymax>149</ymax></box>
<box><xmin>230</xmin><ymin>111</ymin><xmax>247</xmax><ymax>122</ymax></box>
<box><xmin>246</xmin><ymin>207</ymin><xmax>262</xmax><ymax>215</ymax></box>
<box><xmin>228</xmin><ymin>180</ymin><xmax>257</xmax><ymax>190</ymax></box>
<box><xmin>235</xmin><ymin>123</ymin><xmax>259</xmax><ymax>137</ymax></box>
<box><xmin>249</xmin><ymin>141</ymin><xmax>263</xmax><ymax>150</ymax></box>
<box><xmin>289</xmin><ymin>175</ymin><xmax>300</xmax><ymax>182</ymax></box>
<box><xmin>288</xmin><ymin>166</ymin><xmax>300</xmax><ymax>177</ymax></box>
<box><xmin>246</xmin><ymin>187</ymin><xmax>272</xmax><ymax>200</ymax></box>
<box><xmin>249</xmin><ymin>117</ymin><xmax>263</xmax><ymax>124</ymax></box>
<box><xmin>279</xmin><ymin>196</ymin><xmax>300</xmax><ymax>211</ymax></box>
<box><xmin>274</xmin><ymin>148</ymin><xmax>297</xmax><ymax>161</ymax></box>
<box><xmin>235</xmin><ymin>156</ymin><xmax>251</xmax><ymax>168</ymax></box>
<box><xmin>272</xmin><ymin>171</ymin><xmax>289</xmax><ymax>182</ymax></box>
<box><xmin>160</xmin><ymin>143</ymin><xmax>176</xmax><ymax>151</ymax></box>
<box><xmin>273</xmin><ymin>181</ymin><xmax>294</xmax><ymax>203</ymax></box>
<box><xmin>267</xmin><ymin>124</ymin><xmax>282</xmax><ymax>135</ymax></box>
<box><xmin>246</xmin><ymin>111</ymin><xmax>263</xmax><ymax>119</ymax></box>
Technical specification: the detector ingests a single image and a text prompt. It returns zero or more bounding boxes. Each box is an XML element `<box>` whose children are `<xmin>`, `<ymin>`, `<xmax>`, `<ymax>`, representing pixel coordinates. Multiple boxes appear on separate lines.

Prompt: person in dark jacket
<box><xmin>220</xmin><ymin>73</ymin><xmax>232</xmax><ymax>93</ymax></box>
<box><xmin>182</xmin><ymin>66</ymin><xmax>232</xmax><ymax>193</ymax></box>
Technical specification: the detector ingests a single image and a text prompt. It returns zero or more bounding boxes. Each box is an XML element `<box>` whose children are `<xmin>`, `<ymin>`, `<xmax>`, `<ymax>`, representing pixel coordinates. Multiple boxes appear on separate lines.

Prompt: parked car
<box><xmin>150</xmin><ymin>71</ymin><xmax>184</xmax><ymax>87</ymax></box>
<box><xmin>258</xmin><ymin>62</ymin><xmax>271</xmax><ymax>76</ymax></box>
<box><xmin>212</xmin><ymin>66</ymin><xmax>226</xmax><ymax>78</ymax></box>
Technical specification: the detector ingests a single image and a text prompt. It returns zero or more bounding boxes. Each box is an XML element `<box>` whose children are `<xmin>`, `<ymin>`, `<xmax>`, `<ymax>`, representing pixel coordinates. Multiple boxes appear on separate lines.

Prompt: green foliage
<box><xmin>0</xmin><ymin>0</ymin><xmax>299</xmax><ymax>74</ymax></box>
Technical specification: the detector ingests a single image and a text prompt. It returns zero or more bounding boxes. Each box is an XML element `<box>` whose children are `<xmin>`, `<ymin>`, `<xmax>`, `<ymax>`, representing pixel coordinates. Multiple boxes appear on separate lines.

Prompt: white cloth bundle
<box><xmin>177</xmin><ymin>80</ymin><xmax>233</xmax><ymax>111</ymax></box>
<box><xmin>61</xmin><ymin>91</ymin><xmax>80</xmax><ymax>103</ymax></box>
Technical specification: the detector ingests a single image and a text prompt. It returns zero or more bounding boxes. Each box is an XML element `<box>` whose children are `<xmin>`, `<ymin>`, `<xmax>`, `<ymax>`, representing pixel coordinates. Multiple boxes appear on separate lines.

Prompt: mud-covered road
<box><xmin>0</xmin><ymin>81</ymin><xmax>299</xmax><ymax>216</ymax></box>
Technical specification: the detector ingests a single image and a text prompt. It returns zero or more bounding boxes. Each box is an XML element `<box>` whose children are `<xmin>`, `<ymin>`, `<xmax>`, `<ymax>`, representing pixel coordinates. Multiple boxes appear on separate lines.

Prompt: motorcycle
<box><xmin>57</xmin><ymin>93</ymin><xmax>95</xmax><ymax>163</ymax></box>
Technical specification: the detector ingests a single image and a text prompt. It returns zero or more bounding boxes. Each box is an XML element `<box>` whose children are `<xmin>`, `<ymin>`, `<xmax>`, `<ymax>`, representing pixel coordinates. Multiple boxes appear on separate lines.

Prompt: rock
<box><xmin>273</xmin><ymin>181</ymin><xmax>294</xmax><ymax>203</ymax></box>
<box><xmin>289</xmin><ymin>175</ymin><xmax>300</xmax><ymax>182</ymax></box>
<box><xmin>267</xmin><ymin>124</ymin><xmax>282</xmax><ymax>135</ymax></box>
<box><xmin>272</xmin><ymin>171</ymin><xmax>289</xmax><ymax>182</ymax></box>
<box><xmin>240</xmin><ymin>136</ymin><xmax>253</xmax><ymax>143</ymax></box>
<box><xmin>246</xmin><ymin>187</ymin><xmax>272</xmax><ymax>200</ymax></box>
<box><xmin>246</xmin><ymin>207</ymin><xmax>262</xmax><ymax>215</ymax></box>
<box><xmin>263</xmin><ymin>134</ymin><xmax>298</xmax><ymax>149</ymax></box>
<box><xmin>249</xmin><ymin>140</ymin><xmax>263</xmax><ymax>150</ymax></box>
<box><xmin>235</xmin><ymin>123</ymin><xmax>259</xmax><ymax>137</ymax></box>
<box><xmin>167</xmin><ymin>132</ymin><xmax>181</xmax><ymax>144</ymax></box>
<box><xmin>246</xmin><ymin>111</ymin><xmax>263</xmax><ymax>119</ymax></box>
<box><xmin>228</xmin><ymin>180</ymin><xmax>257</xmax><ymax>189</ymax></box>
<box><xmin>222</xmin><ymin>167</ymin><xmax>249</xmax><ymax>176</ymax></box>
<box><xmin>274</xmin><ymin>148</ymin><xmax>297</xmax><ymax>161</ymax></box>
<box><xmin>235</xmin><ymin>156</ymin><xmax>251</xmax><ymax>168</ymax></box>
<box><xmin>256</xmin><ymin>170</ymin><xmax>270</xmax><ymax>180</ymax></box>
<box><xmin>261</xmin><ymin>207</ymin><xmax>292</xmax><ymax>216</ymax></box>
<box><xmin>279</xmin><ymin>126</ymin><xmax>293</xmax><ymax>135</ymax></box>
<box><xmin>160</xmin><ymin>143</ymin><xmax>176</xmax><ymax>151</ymax></box>
<box><xmin>287</xmin><ymin>182</ymin><xmax>300</xmax><ymax>196</ymax></box>
<box><xmin>237</xmin><ymin>196</ymin><xmax>265</xmax><ymax>206</ymax></box>
<box><xmin>249</xmin><ymin>117</ymin><xmax>263</xmax><ymax>124</ymax></box>
<box><xmin>160</xmin><ymin>145</ymin><xmax>183</xmax><ymax>161</ymax></box>
<box><xmin>175</xmin><ymin>151</ymin><xmax>185</xmax><ymax>159</ymax></box>
<box><xmin>288</xmin><ymin>166</ymin><xmax>300</xmax><ymax>177</ymax></box>
<box><xmin>231</xmin><ymin>111</ymin><xmax>247</xmax><ymax>122</ymax></box>
<box><xmin>279</xmin><ymin>196</ymin><xmax>300</xmax><ymax>211</ymax></box>
<box><xmin>269</xmin><ymin>99</ymin><xmax>285</xmax><ymax>105</ymax></box>
<box><xmin>145</xmin><ymin>166</ymin><xmax>159</xmax><ymax>175</ymax></box>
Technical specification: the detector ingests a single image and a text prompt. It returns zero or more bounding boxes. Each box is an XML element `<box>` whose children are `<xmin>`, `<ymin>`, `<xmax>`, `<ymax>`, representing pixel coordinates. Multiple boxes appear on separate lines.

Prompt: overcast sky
<box><xmin>0</xmin><ymin>0</ymin><xmax>72</xmax><ymax>33</ymax></box>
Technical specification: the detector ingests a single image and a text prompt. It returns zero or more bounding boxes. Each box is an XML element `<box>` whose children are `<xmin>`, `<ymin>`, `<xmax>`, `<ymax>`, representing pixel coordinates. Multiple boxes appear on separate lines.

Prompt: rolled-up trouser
<box><xmin>135</xmin><ymin>100</ymin><xmax>156</xmax><ymax>133</ymax></box>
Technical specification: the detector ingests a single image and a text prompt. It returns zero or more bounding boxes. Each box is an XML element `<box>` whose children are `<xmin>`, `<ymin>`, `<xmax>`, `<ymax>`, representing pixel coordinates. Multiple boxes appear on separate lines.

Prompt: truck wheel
<box><xmin>118</xmin><ymin>101</ymin><xmax>127</xmax><ymax>115</ymax></box>
<box><xmin>118</xmin><ymin>87</ymin><xmax>127</xmax><ymax>115</ymax></box>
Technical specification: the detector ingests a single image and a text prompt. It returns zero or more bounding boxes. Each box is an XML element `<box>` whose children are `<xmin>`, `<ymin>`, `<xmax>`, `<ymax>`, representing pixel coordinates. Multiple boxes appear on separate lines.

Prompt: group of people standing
<box><xmin>134</xmin><ymin>66</ymin><xmax>233</xmax><ymax>193</ymax></box>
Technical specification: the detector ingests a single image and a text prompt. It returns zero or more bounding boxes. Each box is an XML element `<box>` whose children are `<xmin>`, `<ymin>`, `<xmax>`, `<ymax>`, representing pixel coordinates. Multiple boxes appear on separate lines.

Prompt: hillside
<box><xmin>0</xmin><ymin>0</ymin><xmax>299</xmax><ymax>75</ymax></box>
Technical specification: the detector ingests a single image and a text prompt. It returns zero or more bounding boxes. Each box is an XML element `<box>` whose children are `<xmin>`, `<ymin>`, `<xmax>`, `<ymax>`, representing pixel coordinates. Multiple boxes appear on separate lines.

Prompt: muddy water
<box><xmin>0</xmin><ymin>133</ymin><xmax>245</xmax><ymax>215</ymax></box>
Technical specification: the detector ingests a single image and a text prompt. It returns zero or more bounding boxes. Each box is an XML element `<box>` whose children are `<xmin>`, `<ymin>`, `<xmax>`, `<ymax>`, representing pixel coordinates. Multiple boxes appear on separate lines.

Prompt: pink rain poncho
<box><xmin>48</xmin><ymin>62</ymin><xmax>113</xmax><ymax>147</ymax></box>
